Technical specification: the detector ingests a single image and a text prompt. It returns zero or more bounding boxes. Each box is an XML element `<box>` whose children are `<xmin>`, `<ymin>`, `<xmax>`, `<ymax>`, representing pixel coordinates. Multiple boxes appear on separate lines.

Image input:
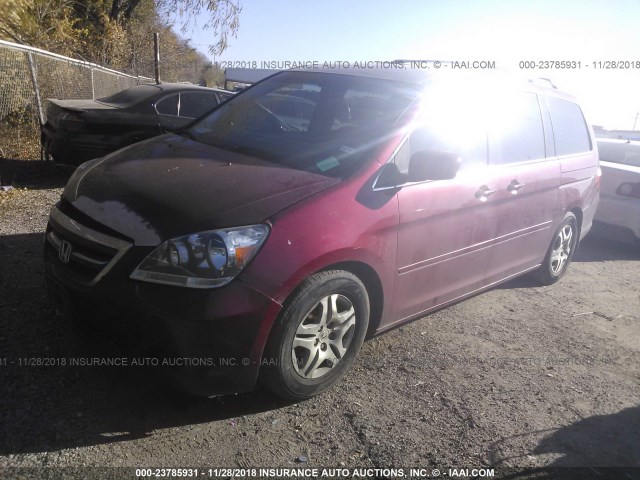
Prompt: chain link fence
<box><xmin>0</xmin><ymin>39</ymin><xmax>153</xmax><ymax>160</ymax></box>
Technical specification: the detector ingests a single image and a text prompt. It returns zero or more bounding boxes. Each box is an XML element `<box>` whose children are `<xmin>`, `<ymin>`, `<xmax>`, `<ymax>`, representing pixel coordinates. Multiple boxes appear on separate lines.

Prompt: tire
<box><xmin>536</xmin><ymin>212</ymin><xmax>579</xmax><ymax>285</ymax></box>
<box><xmin>260</xmin><ymin>270</ymin><xmax>370</xmax><ymax>400</ymax></box>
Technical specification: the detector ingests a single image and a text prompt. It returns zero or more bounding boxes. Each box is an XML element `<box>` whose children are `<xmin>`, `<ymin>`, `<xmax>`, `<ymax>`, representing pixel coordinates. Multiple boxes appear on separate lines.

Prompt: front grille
<box><xmin>45</xmin><ymin>205</ymin><xmax>131</xmax><ymax>285</ymax></box>
<box><xmin>57</xmin><ymin>197</ymin><xmax>130</xmax><ymax>241</ymax></box>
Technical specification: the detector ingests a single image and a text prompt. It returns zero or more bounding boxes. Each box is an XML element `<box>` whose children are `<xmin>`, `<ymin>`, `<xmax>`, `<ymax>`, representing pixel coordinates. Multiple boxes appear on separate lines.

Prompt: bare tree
<box><xmin>109</xmin><ymin>0</ymin><xmax>241</xmax><ymax>55</ymax></box>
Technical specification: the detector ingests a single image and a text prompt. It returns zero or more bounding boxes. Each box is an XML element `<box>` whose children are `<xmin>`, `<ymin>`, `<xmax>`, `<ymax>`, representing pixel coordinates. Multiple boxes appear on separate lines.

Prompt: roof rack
<box><xmin>528</xmin><ymin>77</ymin><xmax>557</xmax><ymax>89</ymax></box>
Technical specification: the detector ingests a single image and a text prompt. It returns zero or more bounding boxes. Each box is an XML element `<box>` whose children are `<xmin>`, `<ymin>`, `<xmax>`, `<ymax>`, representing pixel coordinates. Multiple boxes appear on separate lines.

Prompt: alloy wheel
<box><xmin>292</xmin><ymin>294</ymin><xmax>356</xmax><ymax>379</ymax></box>
<box><xmin>550</xmin><ymin>224</ymin><xmax>573</xmax><ymax>276</ymax></box>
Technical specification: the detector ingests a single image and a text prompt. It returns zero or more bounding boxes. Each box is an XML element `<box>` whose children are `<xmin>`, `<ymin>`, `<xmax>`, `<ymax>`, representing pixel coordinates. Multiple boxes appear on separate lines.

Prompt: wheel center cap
<box><xmin>319</xmin><ymin>330</ymin><xmax>327</xmax><ymax>341</ymax></box>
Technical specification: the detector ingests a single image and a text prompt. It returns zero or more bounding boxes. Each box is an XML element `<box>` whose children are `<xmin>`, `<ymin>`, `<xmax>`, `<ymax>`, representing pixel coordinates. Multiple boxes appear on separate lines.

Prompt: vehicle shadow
<box><xmin>485</xmin><ymin>406</ymin><xmax>640</xmax><ymax>479</ymax></box>
<box><xmin>495</xmin><ymin>273</ymin><xmax>541</xmax><ymax>290</ymax></box>
<box><xmin>532</xmin><ymin>405</ymin><xmax>640</xmax><ymax>467</ymax></box>
<box><xmin>0</xmin><ymin>232</ymin><xmax>291</xmax><ymax>455</ymax></box>
<box><xmin>0</xmin><ymin>158</ymin><xmax>73</xmax><ymax>190</ymax></box>
<box><xmin>573</xmin><ymin>227</ymin><xmax>640</xmax><ymax>263</ymax></box>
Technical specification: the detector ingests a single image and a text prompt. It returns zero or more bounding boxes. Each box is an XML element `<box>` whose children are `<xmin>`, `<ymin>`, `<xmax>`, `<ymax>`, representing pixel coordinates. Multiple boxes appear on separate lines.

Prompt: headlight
<box><xmin>130</xmin><ymin>225</ymin><xmax>269</xmax><ymax>288</ymax></box>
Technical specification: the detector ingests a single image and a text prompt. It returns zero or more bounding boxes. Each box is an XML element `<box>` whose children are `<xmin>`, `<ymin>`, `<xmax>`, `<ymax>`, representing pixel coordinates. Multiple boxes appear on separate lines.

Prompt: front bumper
<box><xmin>44</xmin><ymin>203</ymin><xmax>282</xmax><ymax>396</ymax></box>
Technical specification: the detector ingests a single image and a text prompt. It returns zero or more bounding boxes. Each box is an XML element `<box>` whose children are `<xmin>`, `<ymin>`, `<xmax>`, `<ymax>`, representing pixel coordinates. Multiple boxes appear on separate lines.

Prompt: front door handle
<box><xmin>508</xmin><ymin>180</ymin><xmax>525</xmax><ymax>193</ymax></box>
<box><xmin>475</xmin><ymin>185</ymin><xmax>497</xmax><ymax>200</ymax></box>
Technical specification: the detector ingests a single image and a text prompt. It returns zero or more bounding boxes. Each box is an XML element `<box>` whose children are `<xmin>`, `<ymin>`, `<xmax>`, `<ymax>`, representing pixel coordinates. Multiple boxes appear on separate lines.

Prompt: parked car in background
<box><xmin>42</xmin><ymin>83</ymin><xmax>233</xmax><ymax>165</ymax></box>
<box><xmin>44</xmin><ymin>68</ymin><xmax>599</xmax><ymax>400</ymax></box>
<box><xmin>594</xmin><ymin>138</ymin><xmax>640</xmax><ymax>244</ymax></box>
<box><xmin>594</xmin><ymin>129</ymin><xmax>640</xmax><ymax>142</ymax></box>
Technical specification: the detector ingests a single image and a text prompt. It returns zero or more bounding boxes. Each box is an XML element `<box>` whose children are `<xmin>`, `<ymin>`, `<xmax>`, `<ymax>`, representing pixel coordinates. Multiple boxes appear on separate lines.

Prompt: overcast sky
<box><xmin>184</xmin><ymin>0</ymin><xmax>640</xmax><ymax>129</ymax></box>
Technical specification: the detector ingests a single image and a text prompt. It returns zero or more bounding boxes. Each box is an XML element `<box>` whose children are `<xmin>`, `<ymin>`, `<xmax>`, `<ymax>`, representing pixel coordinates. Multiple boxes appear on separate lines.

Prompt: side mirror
<box><xmin>408</xmin><ymin>150</ymin><xmax>460</xmax><ymax>182</ymax></box>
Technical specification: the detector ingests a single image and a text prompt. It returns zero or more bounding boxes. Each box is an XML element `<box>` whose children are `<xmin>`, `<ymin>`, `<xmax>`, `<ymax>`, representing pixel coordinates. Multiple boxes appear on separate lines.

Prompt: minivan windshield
<box><xmin>188</xmin><ymin>71</ymin><xmax>421</xmax><ymax>177</ymax></box>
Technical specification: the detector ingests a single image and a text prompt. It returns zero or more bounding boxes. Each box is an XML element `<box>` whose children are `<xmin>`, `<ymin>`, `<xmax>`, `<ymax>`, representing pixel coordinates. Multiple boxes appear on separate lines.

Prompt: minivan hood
<box><xmin>63</xmin><ymin>134</ymin><xmax>340</xmax><ymax>245</ymax></box>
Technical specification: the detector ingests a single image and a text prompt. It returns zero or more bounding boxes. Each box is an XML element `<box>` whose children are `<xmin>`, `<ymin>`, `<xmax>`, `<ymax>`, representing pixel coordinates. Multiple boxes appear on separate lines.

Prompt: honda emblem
<box><xmin>59</xmin><ymin>240</ymin><xmax>72</xmax><ymax>264</ymax></box>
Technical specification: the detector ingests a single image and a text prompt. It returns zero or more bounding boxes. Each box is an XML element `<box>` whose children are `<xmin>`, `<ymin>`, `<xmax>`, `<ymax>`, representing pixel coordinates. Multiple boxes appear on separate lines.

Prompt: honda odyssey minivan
<box><xmin>44</xmin><ymin>67</ymin><xmax>600</xmax><ymax>400</ymax></box>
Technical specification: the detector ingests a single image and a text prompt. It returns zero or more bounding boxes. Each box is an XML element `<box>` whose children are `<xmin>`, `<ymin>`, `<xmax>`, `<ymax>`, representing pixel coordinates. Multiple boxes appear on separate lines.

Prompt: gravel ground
<box><xmin>0</xmin><ymin>160</ymin><xmax>639</xmax><ymax>479</ymax></box>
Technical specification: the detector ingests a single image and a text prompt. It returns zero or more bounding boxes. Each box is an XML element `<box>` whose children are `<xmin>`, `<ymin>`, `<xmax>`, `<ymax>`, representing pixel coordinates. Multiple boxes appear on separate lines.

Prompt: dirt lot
<box><xmin>0</xmin><ymin>160</ymin><xmax>639</xmax><ymax>479</ymax></box>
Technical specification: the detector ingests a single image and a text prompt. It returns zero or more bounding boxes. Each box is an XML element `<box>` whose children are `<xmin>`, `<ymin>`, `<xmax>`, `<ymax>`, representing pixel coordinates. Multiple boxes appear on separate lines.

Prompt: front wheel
<box><xmin>260</xmin><ymin>270</ymin><xmax>370</xmax><ymax>400</ymax></box>
<box><xmin>536</xmin><ymin>212</ymin><xmax>579</xmax><ymax>285</ymax></box>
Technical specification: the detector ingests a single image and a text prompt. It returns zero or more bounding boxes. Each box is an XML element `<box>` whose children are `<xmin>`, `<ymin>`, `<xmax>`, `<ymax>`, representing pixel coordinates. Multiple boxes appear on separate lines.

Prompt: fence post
<box><xmin>153</xmin><ymin>32</ymin><xmax>160</xmax><ymax>84</ymax></box>
<box><xmin>26</xmin><ymin>52</ymin><xmax>45</xmax><ymax>126</ymax></box>
<box><xmin>26</xmin><ymin>52</ymin><xmax>47</xmax><ymax>160</ymax></box>
<box><xmin>91</xmin><ymin>68</ymin><xmax>95</xmax><ymax>99</ymax></box>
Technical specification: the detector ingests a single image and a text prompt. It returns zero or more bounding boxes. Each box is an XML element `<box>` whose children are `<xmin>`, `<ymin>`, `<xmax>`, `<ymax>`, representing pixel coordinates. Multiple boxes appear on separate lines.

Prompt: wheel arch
<box><xmin>257</xmin><ymin>261</ymin><xmax>385</xmax><ymax>399</ymax></box>
<box><xmin>256</xmin><ymin>257</ymin><xmax>386</xmax><ymax>368</ymax></box>
<box><xmin>318</xmin><ymin>260</ymin><xmax>384</xmax><ymax>339</ymax></box>
<box><xmin>567</xmin><ymin>206</ymin><xmax>583</xmax><ymax>250</ymax></box>
<box><xmin>570</xmin><ymin>206</ymin><xmax>583</xmax><ymax>235</ymax></box>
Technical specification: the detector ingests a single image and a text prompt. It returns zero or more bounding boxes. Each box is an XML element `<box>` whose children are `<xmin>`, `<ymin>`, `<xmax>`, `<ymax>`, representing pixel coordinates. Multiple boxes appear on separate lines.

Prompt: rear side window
<box><xmin>489</xmin><ymin>92</ymin><xmax>546</xmax><ymax>164</ymax></box>
<box><xmin>155</xmin><ymin>94</ymin><xmax>178</xmax><ymax>116</ymax></box>
<box><xmin>548</xmin><ymin>97</ymin><xmax>592</xmax><ymax>155</ymax></box>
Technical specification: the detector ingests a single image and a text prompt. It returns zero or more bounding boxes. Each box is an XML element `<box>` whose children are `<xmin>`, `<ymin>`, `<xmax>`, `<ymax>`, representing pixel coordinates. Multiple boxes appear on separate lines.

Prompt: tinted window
<box><xmin>155</xmin><ymin>94</ymin><xmax>178</xmax><ymax>116</ymax></box>
<box><xmin>490</xmin><ymin>92</ymin><xmax>545</xmax><ymax>164</ymax></box>
<box><xmin>97</xmin><ymin>85</ymin><xmax>160</xmax><ymax>106</ymax></box>
<box><xmin>597</xmin><ymin>141</ymin><xmax>640</xmax><ymax>167</ymax></box>
<box><xmin>179</xmin><ymin>92</ymin><xmax>220</xmax><ymax>118</ymax></box>
<box><xmin>548</xmin><ymin>97</ymin><xmax>592</xmax><ymax>155</ymax></box>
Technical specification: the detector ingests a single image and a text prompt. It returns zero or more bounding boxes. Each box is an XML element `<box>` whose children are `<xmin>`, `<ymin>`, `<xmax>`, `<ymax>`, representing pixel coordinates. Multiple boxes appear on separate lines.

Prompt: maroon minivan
<box><xmin>44</xmin><ymin>68</ymin><xmax>600</xmax><ymax>399</ymax></box>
